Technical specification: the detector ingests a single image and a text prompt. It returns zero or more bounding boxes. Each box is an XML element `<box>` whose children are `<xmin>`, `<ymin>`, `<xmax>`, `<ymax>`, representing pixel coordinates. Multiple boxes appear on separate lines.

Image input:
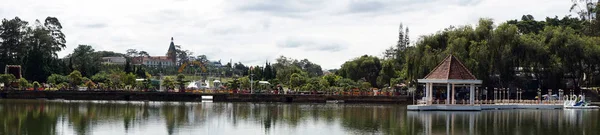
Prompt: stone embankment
<box><xmin>0</xmin><ymin>90</ymin><xmax>411</xmax><ymax>104</ymax></box>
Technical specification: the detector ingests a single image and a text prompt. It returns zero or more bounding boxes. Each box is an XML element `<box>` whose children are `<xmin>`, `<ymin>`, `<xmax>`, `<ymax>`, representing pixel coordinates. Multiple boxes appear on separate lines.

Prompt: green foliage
<box><xmin>108</xmin><ymin>70</ymin><xmax>126</xmax><ymax>89</ymax></box>
<box><xmin>394</xmin><ymin>15</ymin><xmax>600</xmax><ymax>91</ymax></box>
<box><xmin>122</xmin><ymin>73</ymin><xmax>136</xmax><ymax>89</ymax></box>
<box><xmin>90</xmin><ymin>72</ymin><xmax>109</xmax><ymax>83</ymax></box>
<box><xmin>289</xmin><ymin>72</ymin><xmax>308</xmax><ymax>91</ymax></box>
<box><xmin>162</xmin><ymin>76</ymin><xmax>176</xmax><ymax>90</ymax></box>
<box><xmin>239</xmin><ymin>76</ymin><xmax>250</xmax><ymax>89</ymax></box>
<box><xmin>0</xmin><ymin>74</ymin><xmax>16</xmax><ymax>88</ymax></box>
<box><xmin>322</xmin><ymin>74</ymin><xmax>341</xmax><ymax>87</ymax></box>
<box><xmin>85</xmin><ymin>80</ymin><xmax>96</xmax><ymax>89</ymax></box>
<box><xmin>68</xmin><ymin>70</ymin><xmax>83</xmax><ymax>87</ymax></box>
<box><xmin>276</xmin><ymin>66</ymin><xmax>302</xmax><ymax>87</ymax></box>
<box><xmin>378</xmin><ymin>59</ymin><xmax>396</xmax><ymax>87</ymax></box>
<box><xmin>1</xmin><ymin>17</ymin><xmax>68</xmax><ymax>82</ymax></box>
<box><xmin>336</xmin><ymin>78</ymin><xmax>357</xmax><ymax>92</ymax></box>
<box><xmin>70</xmin><ymin>45</ymin><xmax>101</xmax><ymax>77</ymax></box>
<box><xmin>337</xmin><ymin>55</ymin><xmax>382</xmax><ymax>88</ymax></box>
<box><xmin>176</xmin><ymin>74</ymin><xmax>186</xmax><ymax>91</ymax></box>
<box><xmin>47</xmin><ymin>74</ymin><xmax>68</xmax><ymax>84</ymax></box>
<box><xmin>17</xmin><ymin>78</ymin><xmax>29</xmax><ymax>90</ymax></box>
<box><xmin>273</xmin><ymin>56</ymin><xmax>323</xmax><ymax>86</ymax></box>
<box><xmin>32</xmin><ymin>81</ymin><xmax>41</xmax><ymax>88</ymax></box>
<box><xmin>227</xmin><ymin>79</ymin><xmax>240</xmax><ymax>90</ymax></box>
<box><xmin>358</xmin><ymin>80</ymin><xmax>372</xmax><ymax>92</ymax></box>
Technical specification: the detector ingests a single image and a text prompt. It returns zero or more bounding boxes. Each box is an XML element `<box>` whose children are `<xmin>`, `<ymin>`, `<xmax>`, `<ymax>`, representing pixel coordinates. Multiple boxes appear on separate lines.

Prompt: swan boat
<box><xmin>563</xmin><ymin>95</ymin><xmax>600</xmax><ymax>109</ymax></box>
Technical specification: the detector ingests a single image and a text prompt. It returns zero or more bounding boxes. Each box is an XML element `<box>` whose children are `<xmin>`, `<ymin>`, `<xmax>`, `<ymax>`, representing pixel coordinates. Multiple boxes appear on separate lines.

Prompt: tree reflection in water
<box><xmin>0</xmin><ymin>99</ymin><xmax>598</xmax><ymax>135</ymax></box>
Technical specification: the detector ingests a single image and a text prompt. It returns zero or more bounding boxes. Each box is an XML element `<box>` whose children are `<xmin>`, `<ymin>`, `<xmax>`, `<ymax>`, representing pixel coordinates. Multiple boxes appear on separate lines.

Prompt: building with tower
<box><xmin>131</xmin><ymin>37</ymin><xmax>178</xmax><ymax>67</ymax></box>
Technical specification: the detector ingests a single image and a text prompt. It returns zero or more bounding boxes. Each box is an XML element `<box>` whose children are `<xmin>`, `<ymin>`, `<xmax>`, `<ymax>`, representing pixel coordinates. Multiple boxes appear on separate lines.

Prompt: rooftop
<box><xmin>423</xmin><ymin>54</ymin><xmax>477</xmax><ymax>80</ymax></box>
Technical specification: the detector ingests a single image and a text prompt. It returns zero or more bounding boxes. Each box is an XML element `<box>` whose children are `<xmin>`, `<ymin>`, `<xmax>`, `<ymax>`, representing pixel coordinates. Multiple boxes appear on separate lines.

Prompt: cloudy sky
<box><xmin>1</xmin><ymin>0</ymin><xmax>573</xmax><ymax>69</ymax></box>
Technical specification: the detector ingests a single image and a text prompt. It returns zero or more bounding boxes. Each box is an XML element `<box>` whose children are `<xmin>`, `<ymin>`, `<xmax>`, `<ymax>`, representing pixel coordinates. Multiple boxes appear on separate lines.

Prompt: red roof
<box><xmin>423</xmin><ymin>55</ymin><xmax>477</xmax><ymax>80</ymax></box>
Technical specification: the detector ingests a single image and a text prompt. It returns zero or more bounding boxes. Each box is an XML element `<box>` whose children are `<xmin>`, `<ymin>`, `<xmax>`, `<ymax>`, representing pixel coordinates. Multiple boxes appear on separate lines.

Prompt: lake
<box><xmin>0</xmin><ymin>99</ymin><xmax>598</xmax><ymax>135</ymax></box>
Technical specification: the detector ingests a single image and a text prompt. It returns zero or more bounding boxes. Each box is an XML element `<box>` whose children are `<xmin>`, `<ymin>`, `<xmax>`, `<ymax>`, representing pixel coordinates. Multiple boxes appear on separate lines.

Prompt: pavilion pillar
<box><xmin>425</xmin><ymin>83</ymin><xmax>429</xmax><ymax>105</ymax></box>
<box><xmin>430</xmin><ymin>83</ymin><xmax>434</xmax><ymax>104</ymax></box>
<box><xmin>446</xmin><ymin>83</ymin><xmax>451</xmax><ymax>104</ymax></box>
<box><xmin>451</xmin><ymin>83</ymin><xmax>456</xmax><ymax>104</ymax></box>
<box><xmin>427</xmin><ymin>83</ymin><xmax>433</xmax><ymax>104</ymax></box>
<box><xmin>427</xmin><ymin>83</ymin><xmax>432</xmax><ymax>105</ymax></box>
<box><xmin>470</xmin><ymin>84</ymin><xmax>475</xmax><ymax>105</ymax></box>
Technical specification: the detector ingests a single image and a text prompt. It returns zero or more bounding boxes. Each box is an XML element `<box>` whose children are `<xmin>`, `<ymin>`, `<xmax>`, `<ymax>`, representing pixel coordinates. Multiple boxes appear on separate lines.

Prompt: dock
<box><xmin>407</xmin><ymin>104</ymin><xmax>563</xmax><ymax>111</ymax></box>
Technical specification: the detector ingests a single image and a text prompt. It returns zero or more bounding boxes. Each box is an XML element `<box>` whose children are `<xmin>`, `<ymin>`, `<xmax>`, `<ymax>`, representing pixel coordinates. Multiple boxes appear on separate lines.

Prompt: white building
<box><xmin>102</xmin><ymin>57</ymin><xmax>127</xmax><ymax>65</ymax></box>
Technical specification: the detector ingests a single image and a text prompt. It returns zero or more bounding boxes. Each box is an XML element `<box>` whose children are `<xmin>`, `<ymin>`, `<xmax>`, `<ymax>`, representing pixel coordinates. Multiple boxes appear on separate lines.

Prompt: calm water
<box><xmin>0</xmin><ymin>99</ymin><xmax>599</xmax><ymax>135</ymax></box>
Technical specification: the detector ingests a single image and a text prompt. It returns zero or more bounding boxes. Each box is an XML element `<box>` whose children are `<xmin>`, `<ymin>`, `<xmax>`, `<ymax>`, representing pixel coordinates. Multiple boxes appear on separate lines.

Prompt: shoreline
<box><xmin>0</xmin><ymin>90</ymin><xmax>411</xmax><ymax>104</ymax></box>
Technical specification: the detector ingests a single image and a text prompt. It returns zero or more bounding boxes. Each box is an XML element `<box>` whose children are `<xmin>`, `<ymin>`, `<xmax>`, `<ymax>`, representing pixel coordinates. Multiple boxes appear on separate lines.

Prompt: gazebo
<box><xmin>417</xmin><ymin>55</ymin><xmax>482</xmax><ymax>105</ymax></box>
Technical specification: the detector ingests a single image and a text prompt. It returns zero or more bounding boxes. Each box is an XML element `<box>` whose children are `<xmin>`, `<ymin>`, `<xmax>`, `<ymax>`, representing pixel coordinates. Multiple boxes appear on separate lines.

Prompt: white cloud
<box><xmin>0</xmin><ymin>0</ymin><xmax>573</xmax><ymax>69</ymax></box>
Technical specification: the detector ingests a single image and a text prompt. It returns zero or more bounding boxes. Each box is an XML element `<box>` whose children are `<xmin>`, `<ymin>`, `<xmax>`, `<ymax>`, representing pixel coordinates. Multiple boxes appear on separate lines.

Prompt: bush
<box><xmin>32</xmin><ymin>81</ymin><xmax>41</xmax><ymax>89</ymax></box>
<box><xmin>47</xmin><ymin>74</ymin><xmax>68</xmax><ymax>84</ymax></box>
<box><xmin>17</xmin><ymin>78</ymin><xmax>30</xmax><ymax>90</ymax></box>
<box><xmin>85</xmin><ymin>80</ymin><xmax>96</xmax><ymax>89</ymax></box>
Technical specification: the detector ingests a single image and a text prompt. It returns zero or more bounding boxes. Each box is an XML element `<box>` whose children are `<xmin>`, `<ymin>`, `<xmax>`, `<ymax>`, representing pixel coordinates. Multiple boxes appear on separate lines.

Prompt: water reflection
<box><xmin>407</xmin><ymin>109</ymin><xmax>600</xmax><ymax>135</ymax></box>
<box><xmin>0</xmin><ymin>99</ymin><xmax>598</xmax><ymax>135</ymax></box>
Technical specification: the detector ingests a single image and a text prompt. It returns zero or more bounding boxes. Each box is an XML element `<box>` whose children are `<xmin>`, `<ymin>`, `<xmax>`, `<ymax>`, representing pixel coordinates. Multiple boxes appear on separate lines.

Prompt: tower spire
<box><xmin>171</xmin><ymin>37</ymin><xmax>173</xmax><ymax>42</ymax></box>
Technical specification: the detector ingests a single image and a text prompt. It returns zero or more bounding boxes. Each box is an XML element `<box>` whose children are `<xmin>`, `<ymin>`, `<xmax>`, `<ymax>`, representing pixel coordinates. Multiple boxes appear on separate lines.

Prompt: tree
<box><xmin>359</xmin><ymin>81</ymin><xmax>372</xmax><ymax>94</ymax></box>
<box><xmin>124</xmin><ymin>59</ymin><xmax>132</xmax><ymax>73</ymax></box>
<box><xmin>174</xmin><ymin>45</ymin><xmax>193</xmax><ymax>66</ymax></box>
<box><xmin>318</xmin><ymin>78</ymin><xmax>331</xmax><ymax>94</ymax></box>
<box><xmin>289</xmin><ymin>72</ymin><xmax>307</xmax><ymax>92</ymax></box>
<box><xmin>263</xmin><ymin>62</ymin><xmax>274</xmax><ymax>80</ymax></box>
<box><xmin>44</xmin><ymin>17</ymin><xmax>66</xmax><ymax>49</ymax></box>
<box><xmin>378</xmin><ymin>59</ymin><xmax>396</xmax><ymax>87</ymax></box>
<box><xmin>396</xmin><ymin>23</ymin><xmax>410</xmax><ymax>51</ymax></box>
<box><xmin>126</xmin><ymin>49</ymin><xmax>138</xmax><ymax>58</ymax></box>
<box><xmin>336</xmin><ymin>78</ymin><xmax>356</xmax><ymax>93</ymax></box>
<box><xmin>108</xmin><ymin>70</ymin><xmax>126</xmax><ymax>89</ymax></box>
<box><xmin>228</xmin><ymin>79</ymin><xmax>240</xmax><ymax>91</ymax></box>
<box><xmin>122</xmin><ymin>73</ymin><xmax>136</xmax><ymax>90</ymax></box>
<box><xmin>17</xmin><ymin>78</ymin><xmax>29</xmax><ymax>90</ymax></box>
<box><xmin>85</xmin><ymin>80</ymin><xmax>96</xmax><ymax>90</ymax></box>
<box><xmin>0</xmin><ymin>17</ymin><xmax>67</xmax><ymax>82</ymax></box>
<box><xmin>570</xmin><ymin>0</ymin><xmax>598</xmax><ymax>21</ymax></box>
<box><xmin>68</xmin><ymin>70</ymin><xmax>83</xmax><ymax>90</ymax></box>
<box><xmin>569</xmin><ymin>0</ymin><xmax>600</xmax><ymax>36</ymax></box>
<box><xmin>23</xmin><ymin>19</ymin><xmax>67</xmax><ymax>82</ymax></box>
<box><xmin>162</xmin><ymin>76</ymin><xmax>176</xmax><ymax>90</ymax></box>
<box><xmin>90</xmin><ymin>72</ymin><xmax>109</xmax><ymax>83</ymax></box>
<box><xmin>239</xmin><ymin>76</ymin><xmax>250</xmax><ymax>90</ymax></box>
<box><xmin>275</xmin><ymin>66</ymin><xmax>301</xmax><ymax>87</ymax></box>
<box><xmin>234</xmin><ymin>62</ymin><xmax>250</xmax><ymax>76</ymax></box>
<box><xmin>176</xmin><ymin>74</ymin><xmax>187</xmax><ymax>92</ymax></box>
<box><xmin>32</xmin><ymin>81</ymin><xmax>41</xmax><ymax>90</ymax></box>
<box><xmin>70</xmin><ymin>45</ymin><xmax>101</xmax><ymax>77</ymax></box>
<box><xmin>0</xmin><ymin>74</ymin><xmax>16</xmax><ymax>90</ymax></box>
<box><xmin>0</xmin><ymin>17</ymin><xmax>29</xmax><ymax>72</ymax></box>
<box><xmin>47</xmin><ymin>74</ymin><xmax>68</xmax><ymax>84</ymax></box>
<box><xmin>337</xmin><ymin>55</ymin><xmax>382</xmax><ymax>88</ymax></box>
<box><xmin>322</xmin><ymin>74</ymin><xmax>341</xmax><ymax>87</ymax></box>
